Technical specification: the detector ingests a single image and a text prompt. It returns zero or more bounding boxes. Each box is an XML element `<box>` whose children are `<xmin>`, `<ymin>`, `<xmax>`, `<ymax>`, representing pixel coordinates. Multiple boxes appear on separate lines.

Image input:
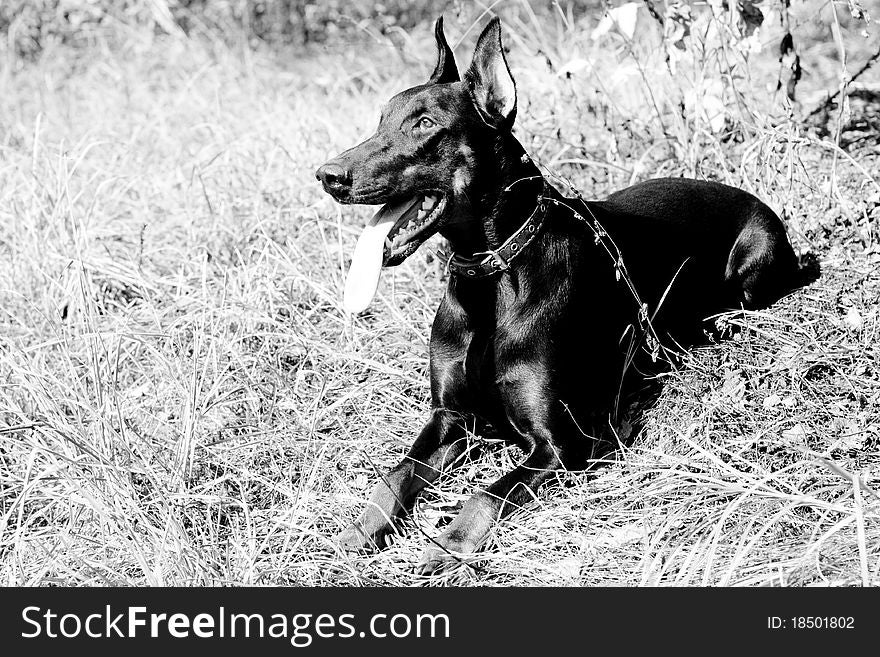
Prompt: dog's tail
<box><xmin>792</xmin><ymin>252</ymin><xmax>821</xmax><ymax>290</ymax></box>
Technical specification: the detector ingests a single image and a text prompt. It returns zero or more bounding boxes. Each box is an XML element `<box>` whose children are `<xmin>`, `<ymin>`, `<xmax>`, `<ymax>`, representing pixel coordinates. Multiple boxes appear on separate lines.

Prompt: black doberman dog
<box><xmin>316</xmin><ymin>17</ymin><xmax>819</xmax><ymax>573</ymax></box>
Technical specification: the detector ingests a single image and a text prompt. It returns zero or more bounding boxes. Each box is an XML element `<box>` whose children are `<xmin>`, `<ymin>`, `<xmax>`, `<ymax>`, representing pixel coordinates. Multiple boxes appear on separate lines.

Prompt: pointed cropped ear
<box><xmin>428</xmin><ymin>16</ymin><xmax>459</xmax><ymax>84</ymax></box>
<box><xmin>464</xmin><ymin>17</ymin><xmax>516</xmax><ymax>129</ymax></box>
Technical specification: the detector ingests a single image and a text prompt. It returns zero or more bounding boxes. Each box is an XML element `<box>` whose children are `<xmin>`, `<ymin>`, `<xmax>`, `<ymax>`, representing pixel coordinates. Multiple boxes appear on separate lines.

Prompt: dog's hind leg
<box><xmin>336</xmin><ymin>409</ymin><xmax>476</xmax><ymax>552</ymax></box>
<box><xmin>725</xmin><ymin>211</ymin><xmax>820</xmax><ymax>310</ymax></box>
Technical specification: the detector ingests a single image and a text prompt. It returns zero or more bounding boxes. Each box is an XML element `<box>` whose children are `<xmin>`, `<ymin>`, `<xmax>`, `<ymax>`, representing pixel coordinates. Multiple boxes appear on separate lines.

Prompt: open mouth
<box><xmin>341</xmin><ymin>190</ymin><xmax>447</xmax><ymax>314</ymax></box>
<box><xmin>383</xmin><ymin>192</ymin><xmax>447</xmax><ymax>266</ymax></box>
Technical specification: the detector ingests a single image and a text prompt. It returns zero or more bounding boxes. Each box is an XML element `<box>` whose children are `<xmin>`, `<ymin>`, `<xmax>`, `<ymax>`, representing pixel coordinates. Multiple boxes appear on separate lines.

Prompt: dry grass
<box><xmin>1</xmin><ymin>3</ymin><xmax>879</xmax><ymax>586</ymax></box>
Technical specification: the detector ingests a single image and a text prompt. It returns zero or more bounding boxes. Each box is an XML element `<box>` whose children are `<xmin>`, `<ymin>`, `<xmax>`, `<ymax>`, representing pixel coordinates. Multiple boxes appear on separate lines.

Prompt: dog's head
<box><xmin>316</xmin><ymin>16</ymin><xmax>518</xmax><ymax>267</ymax></box>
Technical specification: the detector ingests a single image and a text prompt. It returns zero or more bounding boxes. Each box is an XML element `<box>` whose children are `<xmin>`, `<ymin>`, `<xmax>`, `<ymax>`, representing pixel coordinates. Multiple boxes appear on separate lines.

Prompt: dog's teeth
<box><xmin>417</xmin><ymin>209</ymin><xmax>427</xmax><ymax>220</ymax></box>
<box><xmin>422</xmin><ymin>196</ymin><xmax>436</xmax><ymax>210</ymax></box>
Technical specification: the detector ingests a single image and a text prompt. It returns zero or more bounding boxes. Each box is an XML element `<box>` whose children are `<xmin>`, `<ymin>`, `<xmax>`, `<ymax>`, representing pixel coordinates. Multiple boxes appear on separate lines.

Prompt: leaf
<box><xmin>738</xmin><ymin>0</ymin><xmax>764</xmax><ymax>38</ymax></box>
<box><xmin>596</xmin><ymin>524</ymin><xmax>643</xmax><ymax>547</ymax></box>
<box><xmin>611</xmin><ymin>2</ymin><xmax>640</xmax><ymax>39</ymax></box>
<box><xmin>664</xmin><ymin>2</ymin><xmax>692</xmax><ymax>50</ymax></box>
<box><xmin>556</xmin><ymin>557</ymin><xmax>582</xmax><ymax>580</ymax></box>
<box><xmin>834</xmin><ymin>419</ymin><xmax>864</xmax><ymax>451</ymax></box>
<box><xmin>707</xmin><ymin>0</ymin><xmax>728</xmax><ymax>16</ymax></box>
<box><xmin>762</xmin><ymin>393</ymin><xmax>781</xmax><ymax>410</ymax></box>
<box><xmin>592</xmin><ymin>3</ymin><xmax>640</xmax><ymax>41</ymax></box>
<box><xmin>781</xmin><ymin>423</ymin><xmax>808</xmax><ymax>442</ymax></box>
<box><xmin>684</xmin><ymin>79</ymin><xmax>727</xmax><ymax>133</ymax></box>
<box><xmin>557</xmin><ymin>58</ymin><xmax>590</xmax><ymax>78</ymax></box>
<box><xmin>779</xmin><ymin>32</ymin><xmax>794</xmax><ymax>57</ymax></box>
<box><xmin>704</xmin><ymin>91</ymin><xmax>727</xmax><ymax>133</ymax></box>
<box><xmin>840</xmin><ymin>93</ymin><xmax>852</xmax><ymax>126</ymax></box>
<box><xmin>701</xmin><ymin>79</ymin><xmax>728</xmax><ymax>133</ymax></box>
<box><xmin>720</xmin><ymin>370</ymin><xmax>746</xmax><ymax>407</ymax></box>
<box><xmin>844</xmin><ymin>307</ymin><xmax>863</xmax><ymax>331</ymax></box>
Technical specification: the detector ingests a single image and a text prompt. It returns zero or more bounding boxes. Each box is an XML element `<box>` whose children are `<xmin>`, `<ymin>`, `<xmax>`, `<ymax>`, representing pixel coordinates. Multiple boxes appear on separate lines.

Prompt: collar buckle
<box><xmin>474</xmin><ymin>249</ymin><xmax>510</xmax><ymax>271</ymax></box>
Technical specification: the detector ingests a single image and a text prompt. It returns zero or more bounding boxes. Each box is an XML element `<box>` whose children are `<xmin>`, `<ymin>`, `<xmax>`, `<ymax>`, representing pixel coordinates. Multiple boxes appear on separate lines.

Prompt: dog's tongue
<box><xmin>343</xmin><ymin>196</ymin><xmax>420</xmax><ymax>313</ymax></box>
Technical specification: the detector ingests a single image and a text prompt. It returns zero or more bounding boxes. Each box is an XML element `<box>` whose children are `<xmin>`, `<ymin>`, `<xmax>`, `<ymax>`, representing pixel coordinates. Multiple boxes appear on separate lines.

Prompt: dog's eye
<box><xmin>414</xmin><ymin>116</ymin><xmax>437</xmax><ymax>131</ymax></box>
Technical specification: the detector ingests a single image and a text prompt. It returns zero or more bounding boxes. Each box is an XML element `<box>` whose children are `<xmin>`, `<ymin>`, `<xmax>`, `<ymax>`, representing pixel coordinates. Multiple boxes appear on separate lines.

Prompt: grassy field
<box><xmin>1</xmin><ymin>2</ymin><xmax>879</xmax><ymax>586</ymax></box>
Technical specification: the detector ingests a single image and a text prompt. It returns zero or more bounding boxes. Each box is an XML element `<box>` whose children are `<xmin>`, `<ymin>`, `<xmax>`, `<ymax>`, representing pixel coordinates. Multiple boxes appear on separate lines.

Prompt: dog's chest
<box><xmin>430</xmin><ymin>288</ymin><xmax>537</xmax><ymax>415</ymax></box>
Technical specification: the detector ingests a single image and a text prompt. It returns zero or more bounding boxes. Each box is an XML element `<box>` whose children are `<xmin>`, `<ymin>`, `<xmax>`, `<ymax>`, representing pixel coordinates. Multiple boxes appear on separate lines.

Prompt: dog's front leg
<box><xmin>336</xmin><ymin>408</ymin><xmax>474</xmax><ymax>552</ymax></box>
<box><xmin>417</xmin><ymin>441</ymin><xmax>562</xmax><ymax>573</ymax></box>
<box><xmin>418</xmin><ymin>363</ymin><xmax>566</xmax><ymax>573</ymax></box>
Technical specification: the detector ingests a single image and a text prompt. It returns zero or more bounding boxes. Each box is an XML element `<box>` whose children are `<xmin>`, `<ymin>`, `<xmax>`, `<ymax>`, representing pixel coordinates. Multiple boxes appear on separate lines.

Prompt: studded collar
<box><xmin>447</xmin><ymin>181</ymin><xmax>553</xmax><ymax>279</ymax></box>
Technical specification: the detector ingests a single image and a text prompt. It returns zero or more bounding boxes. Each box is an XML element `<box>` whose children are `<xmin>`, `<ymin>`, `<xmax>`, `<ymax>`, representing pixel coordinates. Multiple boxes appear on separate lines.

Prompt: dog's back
<box><xmin>587</xmin><ymin>178</ymin><xmax>818</xmax><ymax>331</ymax></box>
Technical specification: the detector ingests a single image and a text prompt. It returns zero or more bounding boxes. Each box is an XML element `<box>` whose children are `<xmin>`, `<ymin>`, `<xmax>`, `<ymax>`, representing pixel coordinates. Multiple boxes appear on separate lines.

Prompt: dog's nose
<box><xmin>315</xmin><ymin>162</ymin><xmax>351</xmax><ymax>192</ymax></box>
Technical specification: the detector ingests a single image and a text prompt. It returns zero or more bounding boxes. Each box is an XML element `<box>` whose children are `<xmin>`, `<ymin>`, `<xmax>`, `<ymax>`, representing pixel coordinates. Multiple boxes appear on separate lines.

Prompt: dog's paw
<box><xmin>416</xmin><ymin>547</ymin><xmax>458</xmax><ymax>575</ymax></box>
<box><xmin>416</xmin><ymin>538</ymin><xmax>476</xmax><ymax>576</ymax></box>
<box><xmin>335</xmin><ymin>523</ymin><xmax>383</xmax><ymax>553</ymax></box>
